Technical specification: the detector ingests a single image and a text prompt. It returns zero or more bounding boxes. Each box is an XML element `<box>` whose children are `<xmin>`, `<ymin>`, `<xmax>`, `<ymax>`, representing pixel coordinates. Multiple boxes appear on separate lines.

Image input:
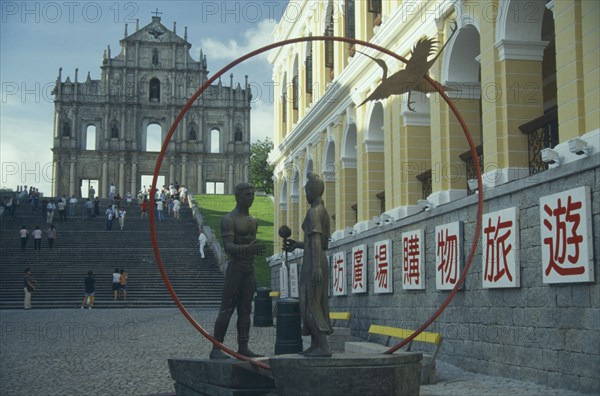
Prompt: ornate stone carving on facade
<box><xmin>51</xmin><ymin>15</ymin><xmax>251</xmax><ymax>198</ymax></box>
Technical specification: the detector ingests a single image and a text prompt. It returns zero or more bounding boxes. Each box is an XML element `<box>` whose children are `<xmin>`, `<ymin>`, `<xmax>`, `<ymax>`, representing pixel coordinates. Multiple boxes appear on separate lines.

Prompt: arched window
<box><xmin>149</xmin><ymin>78</ymin><xmax>160</xmax><ymax>102</ymax></box>
<box><xmin>62</xmin><ymin>121</ymin><xmax>71</xmax><ymax>137</ymax></box>
<box><xmin>152</xmin><ymin>49</ymin><xmax>159</xmax><ymax>66</ymax></box>
<box><xmin>292</xmin><ymin>56</ymin><xmax>299</xmax><ymax>111</ymax></box>
<box><xmin>305</xmin><ymin>40</ymin><xmax>313</xmax><ymax>95</ymax></box>
<box><xmin>281</xmin><ymin>73</ymin><xmax>287</xmax><ymax>123</ymax></box>
<box><xmin>235</xmin><ymin>127</ymin><xmax>243</xmax><ymax>142</ymax></box>
<box><xmin>111</xmin><ymin>123</ymin><xmax>119</xmax><ymax>139</ymax></box>
<box><xmin>189</xmin><ymin>126</ymin><xmax>197</xmax><ymax>140</ymax></box>
<box><xmin>86</xmin><ymin>125</ymin><xmax>96</xmax><ymax>150</ymax></box>
<box><xmin>324</xmin><ymin>2</ymin><xmax>335</xmax><ymax>70</ymax></box>
<box><xmin>146</xmin><ymin>123</ymin><xmax>162</xmax><ymax>152</ymax></box>
<box><xmin>210</xmin><ymin>128</ymin><xmax>220</xmax><ymax>153</ymax></box>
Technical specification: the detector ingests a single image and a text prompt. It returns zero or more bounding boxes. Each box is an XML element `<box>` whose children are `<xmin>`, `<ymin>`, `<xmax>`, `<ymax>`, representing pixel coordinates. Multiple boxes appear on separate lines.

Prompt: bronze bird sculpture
<box><xmin>357</xmin><ymin>21</ymin><xmax>458</xmax><ymax>110</ymax></box>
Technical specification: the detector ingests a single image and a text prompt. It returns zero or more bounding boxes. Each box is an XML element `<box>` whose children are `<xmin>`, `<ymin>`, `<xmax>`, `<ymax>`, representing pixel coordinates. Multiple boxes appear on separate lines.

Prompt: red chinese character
<box><xmin>403</xmin><ymin>235</ymin><xmax>421</xmax><ymax>285</ymax></box>
<box><xmin>353</xmin><ymin>249</ymin><xmax>364</xmax><ymax>289</ymax></box>
<box><xmin>333</xmin><ymin>255</ymin><xmax>344</xmax><ymax>292</ymax></box>
<box><xmin>375</xmin><ymin>244</ymin><xmax>388</xmax><ymax>289</ymax></box>
<box><xmin>437</xmin><ymin>229</ymin><xmax>458</xmax><ymax>285</ymax></box>
<box><xmin>483</xmin><ymin>216</ymin><xmax>513</xmax><ymax>282</ymax></box>
<box><xmin>543</xmin><ymin>196</ymin><xmax>584</xmax><ymax>276</ymax></box>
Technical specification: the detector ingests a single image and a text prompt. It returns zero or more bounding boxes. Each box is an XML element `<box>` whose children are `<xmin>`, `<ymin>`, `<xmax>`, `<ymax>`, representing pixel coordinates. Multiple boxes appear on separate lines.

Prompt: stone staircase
<box><xmin>0</xmin><ymin>199</ymin><xmax>224</xmax><ymax>309</ymax></box>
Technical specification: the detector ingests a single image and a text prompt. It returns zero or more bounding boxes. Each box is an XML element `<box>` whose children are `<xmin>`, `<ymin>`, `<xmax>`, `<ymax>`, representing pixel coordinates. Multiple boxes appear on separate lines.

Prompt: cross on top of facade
<box><xmin>152</xmin><ymin>8</ymin><xmax>162</xmax><ymax>18</ymax></box>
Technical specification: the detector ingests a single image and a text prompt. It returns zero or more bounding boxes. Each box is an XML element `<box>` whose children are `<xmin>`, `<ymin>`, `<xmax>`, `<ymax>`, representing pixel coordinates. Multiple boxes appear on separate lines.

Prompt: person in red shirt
<box><xmin>140</xmin><ymin>199</ymin><xmax>148</xmax><ymax>219</ymax></box>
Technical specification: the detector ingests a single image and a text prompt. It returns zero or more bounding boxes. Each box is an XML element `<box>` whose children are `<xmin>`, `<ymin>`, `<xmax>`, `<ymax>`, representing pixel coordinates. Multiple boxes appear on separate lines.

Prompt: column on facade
<box><xmin>284</xmin><ymin>49</ymin><xmax>294</xmax><ymax>132</ymax></box>
<box><xmin>101</xmin><ymin>155</ymin><xmax>108</xmax><ymax>198</ymax></box>
<box><xmin>130</xmin><ymin>157</ymin><xmax>137</xmax><ymax>197</ymax></box>
<box><xmin>359</xmin><ymin>104</ymin><xmax>385</xmax><ymax>221</ymax></box>
<box><xmin>103</xmin><ymin>106</ymin><xmax>110</xmax><ymax>150</ymax></box>
<box><xmin>286</xmin><ymin>165</ymin><xmax>300</xmax><ymax>241</ymax></box>
<box><xmin>554</xmin><ymin>0</ymin><xmax>598</xmax><ymax>139</ymax></box>
<box><xmin>338</xmin><ymin>120</ymin><xmax>358</xmax><ymax>230</ymax></box>
<box><xmin>579</xmin><ymin>0</ymin><xmax>600</xmax><ymax>133</ymax></box>
<box><xmin>51</xmin><ymin>159</ymin><xmax>60</xmax><ymax>197</ymax></box>
<box><xmin>389</xmin><ymin>94</ymin><xmax>432</xmax><ymax>211</ymax></box>
<box><xmin>181</xmin><ymin>154</ymin><xmax>187</xmax><ymax>186</ymax></box>
<box><xmin>72</xmin><ymin>106</ymin><xmax>79</xmax><ymax>149</ymax></box>
<box><xmin>118</xmin><ymin>157</ymin><xmax>125</xmax><ymax>195</ymax></box>
<box><xmin>132</xmin><ymin>106</ymin><xmax>138</xmax><ymax>150</ymax></box>
<box><xmin>428</xmin><ymin>91</ymin><xmax>468</xmax><ymax>205</ymax></box>
<box><xmin>196</xmin><ymin>163</ymin><xmax>203</xmax><ymax>194</ymax></box>
<box><xmin>169</xmin><ymin>158</ymin><xmax>175</xmax><ymax>185</ymax></box>
<box><xmin>295</xmin><ymin>156</ymin><xmax>307</xmax><ymax>234</ymax></box>
<box><xmin>322</xmin><ymin>130</ymin><xmax>337</xmax><ymax>227</ymax></box>
<box><xmin>484</xmin><ymin>45</ymin><xmax>545</xmax><ymax>186</ymax></box>
<box><xmin>69</xmin><ymin>160</ymin><xmax>76</xmax><ymax>197</ymax></box>
<box><xmin>274</xmin><ymin>179</ymin><xmax>286</xmax><ymax>253</ymax></box>
<box><xmin>120</xmin><ymin>107</ymin><xmax>126</xmax><ymax>148</ymax></box>
<box><xmin>297</xmin><ymin>38</ymin><xmax>307</xmax><ymax>121</ymax></box>
<box><xmin>227</xmin><ymin>164</ymin><xmax>234</xmax><ymax>194</ymax></box>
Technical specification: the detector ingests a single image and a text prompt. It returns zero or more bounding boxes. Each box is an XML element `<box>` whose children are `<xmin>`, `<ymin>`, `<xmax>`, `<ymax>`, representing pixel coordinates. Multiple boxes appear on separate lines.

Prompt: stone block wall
<box><xmin>269</xmin><ymin>154</ymin><xmax>599</xmax><ymax>394</ymax></box>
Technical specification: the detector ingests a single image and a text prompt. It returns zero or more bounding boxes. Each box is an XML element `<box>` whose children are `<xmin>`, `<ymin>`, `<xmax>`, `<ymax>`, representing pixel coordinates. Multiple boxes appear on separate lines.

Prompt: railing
<box><xmin>519</xmin><ymin>106</ymin><xmax>559</xmax><ymax>175</ymax></box>
<box><xmin>190</xmin><ymin>196</ymin><xmax>225</xmax><ymax>273</ymax></box>
<box><xmin>459</xmin><ymin>144</ymin><xmax>484</xmax><ymax>195</ymax></box>
<box><xmin>416</xmin><ymin>170</ymin><xmax>432</xmax><ymax>199</ymax></box>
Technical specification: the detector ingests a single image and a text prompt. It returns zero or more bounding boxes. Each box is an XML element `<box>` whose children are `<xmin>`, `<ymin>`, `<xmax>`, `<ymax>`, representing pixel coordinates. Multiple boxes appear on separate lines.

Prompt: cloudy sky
<box><xmin>1</xmin><ymin>1</ymin><xmax>288</xmax><ymax>193</ymax></box>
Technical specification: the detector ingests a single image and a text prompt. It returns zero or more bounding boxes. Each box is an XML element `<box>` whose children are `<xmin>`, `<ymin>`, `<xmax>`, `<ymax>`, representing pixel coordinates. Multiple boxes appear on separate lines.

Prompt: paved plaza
<box><xmin>0</xmin><ymin>308</ymin><xmax>588</xmax><ymax>395</ymax></box>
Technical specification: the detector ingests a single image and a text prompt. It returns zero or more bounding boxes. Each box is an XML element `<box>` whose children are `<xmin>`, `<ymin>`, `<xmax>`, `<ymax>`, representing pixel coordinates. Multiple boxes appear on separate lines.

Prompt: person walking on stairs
<box><xmin>197</xmin><ymin>230</ymin><xmax>208</xmax><ymax>259</ymax></box>
<box><xmin>81</xmin><ymin>271</ymin><xmax>95</xmax><ymax>309</ymax></box>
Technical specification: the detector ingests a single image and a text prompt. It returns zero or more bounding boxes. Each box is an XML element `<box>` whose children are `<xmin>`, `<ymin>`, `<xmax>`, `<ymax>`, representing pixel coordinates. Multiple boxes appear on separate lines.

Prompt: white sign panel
<box><xmin>540</xmin><ymin>186</ymin><xmax>594</xmax><ymax>284</ymax></box>
<box><xmin>289</xmin><ymin>262</ymin><xmax>299</xmax><ymax>298</ymax></box>
<box><xmin>482</xmin><ymin>207</ymin><xmax>520</xmax><ymax>288</ymax></box>
<box><xmin>374</xmin><ymin>239</ymin><xmax>393</xmax><ymax>294</ymax></box>
<box><xmin>402</xmin><ymin>229</ymin><xmax>425</xmax><ymax>290</ymax></box>
<box><xmin>435</xmin><ymin>222</ymin><xmax>463</xmax><ymax>290</ymax></box>
<box><xmin>279</xmin><ymin>264</ymin><xmax>288</xmax><ymax>299</ymax></box>
<box><xmin>332</xmin><ymin>251</ymin><xmax>347</xmax><ymax>296</ymax></box>
<box><xmin>352</xmin><ymin>244</ymin><xmax>367</xmax><ymax>294</ymax></box>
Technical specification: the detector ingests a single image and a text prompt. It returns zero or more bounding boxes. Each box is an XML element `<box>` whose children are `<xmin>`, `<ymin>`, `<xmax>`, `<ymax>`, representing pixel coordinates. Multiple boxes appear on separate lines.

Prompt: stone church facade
<box><xmin>51</xmin><ymin>15</ymin><xmax>251</xmax><ymax>198</ymax></box>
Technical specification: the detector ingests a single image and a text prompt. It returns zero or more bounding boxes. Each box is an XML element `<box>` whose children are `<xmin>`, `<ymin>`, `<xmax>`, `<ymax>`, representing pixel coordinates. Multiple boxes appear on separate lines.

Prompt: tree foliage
<box><xmin>249</xmin><ymin>138</ymin><xmax>275</xmax><ymax>195</ymax></box>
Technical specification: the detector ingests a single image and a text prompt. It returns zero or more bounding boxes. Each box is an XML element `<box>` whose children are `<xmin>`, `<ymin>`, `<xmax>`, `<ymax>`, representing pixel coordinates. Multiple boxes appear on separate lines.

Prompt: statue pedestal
<box><xmin>269</xmin><ymin>352</ymin><xmax>422</xmax><ymax>396</ymax></box>
<box><xmin>168</xmin><ymin>358</ymin><xmax>274</xmax><ymax>395</ymax></box>
<box><xmin>169</xmin><ymin>352</ymin><xmax>421</xmax><ymax>395</ymax></box>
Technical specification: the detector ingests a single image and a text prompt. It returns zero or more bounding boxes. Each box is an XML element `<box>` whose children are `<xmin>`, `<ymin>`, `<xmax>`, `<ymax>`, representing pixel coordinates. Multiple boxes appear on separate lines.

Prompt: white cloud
<box><xmin>198</xmin><ymin>19</ymin><xmax>276</xmax><ymax>62</ymax></box>
<box><xmin>250</xmin><ymin>99</ymin><xmax>274</xmax><ymax>143</ymax></box>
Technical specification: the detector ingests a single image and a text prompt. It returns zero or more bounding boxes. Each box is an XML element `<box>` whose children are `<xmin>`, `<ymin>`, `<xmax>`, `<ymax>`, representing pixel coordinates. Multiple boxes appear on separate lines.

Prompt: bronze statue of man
<box><xmin>210</xmin><ymin>182</ymin><xmax>265</xmax><ymax>359</ymax></box>
<box><xmin>284</xmin><ymin>173</ymin><xmax>333</xmax><ymax>357</ymax></box>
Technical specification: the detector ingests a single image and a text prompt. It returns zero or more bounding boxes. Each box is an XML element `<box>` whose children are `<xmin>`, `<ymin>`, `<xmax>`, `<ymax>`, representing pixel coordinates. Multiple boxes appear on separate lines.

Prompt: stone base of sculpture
<box><xmin>269</xmin><ymin>352</ymin><xmax>422</xmax><ymax>396</ymax></box>
<box><xmin>168</xmin><ymin>358</ymin><xmax>274</xmax><ymax>395</ymax></box>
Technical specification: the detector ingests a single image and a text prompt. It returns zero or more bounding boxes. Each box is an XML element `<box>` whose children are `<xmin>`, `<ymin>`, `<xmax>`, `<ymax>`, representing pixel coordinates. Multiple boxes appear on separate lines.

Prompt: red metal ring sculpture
<box><xmin>150</xmin><ymin>35</ymin><xmax>484</xmax><ymax>370</ymax></box>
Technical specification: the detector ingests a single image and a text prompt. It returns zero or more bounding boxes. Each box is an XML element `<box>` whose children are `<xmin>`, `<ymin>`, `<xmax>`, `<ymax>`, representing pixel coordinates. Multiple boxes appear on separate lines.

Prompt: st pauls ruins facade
<box><xmin>51</xmin><ymin>16</ymin><xmax>251</xmax><ymax>198</ymax></box>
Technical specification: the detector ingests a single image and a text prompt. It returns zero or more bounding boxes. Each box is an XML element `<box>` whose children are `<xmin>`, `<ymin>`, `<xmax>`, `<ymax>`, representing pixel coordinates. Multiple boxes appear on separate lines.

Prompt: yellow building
<box><xmin>268</xmin><ymin>0</ymin><xmax>598</xmax><ymax>246</ymax></box>
<box><xmin>267</xmin><ymin>1</ymin><xmax>599</xmax><ymax>392</ymax></box>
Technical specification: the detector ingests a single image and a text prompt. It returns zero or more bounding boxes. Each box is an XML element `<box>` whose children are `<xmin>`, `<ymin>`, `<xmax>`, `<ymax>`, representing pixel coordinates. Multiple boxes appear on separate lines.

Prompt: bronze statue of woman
<box><xmin>284</xmin><ymin>173</ymin><xmax>333</xmax><ymax>357</ymax></box>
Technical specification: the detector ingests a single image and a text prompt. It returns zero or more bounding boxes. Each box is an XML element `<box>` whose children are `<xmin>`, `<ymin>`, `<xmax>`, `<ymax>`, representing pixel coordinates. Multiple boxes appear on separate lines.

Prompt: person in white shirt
<box><xmin>156</xmin><ymin>200</ymin><xmax>164</xmax><ymax>222</ymax></box>
<box><xmin>173</xmin><ymin>199</ymin><xmax>181</xmax><ymax>220</ymax></box>
<box><xmin>119</xmin><ymin>209</ymin><xmax>126</xmax><ymax>230</ymax></box>
<box><xmin>112</xmin><ymin>268</ymin><xmax>121</xmax><ymax>301</ymax></box>
<box><xmin>32</xmin><ymin>226</ymin><xmax>43</xmax><ymax>250</ymax></box>
<box><xmin>109</xmin><ymin>183</ymin><xmax>116</xmax><ymax>200</ymax></box>
<box><xmin>68</xmin><ymin>195</ymin><xmax>78</xmax><ymax>216</ymax></box>
<box><xmin>46</xmin><ymin>201</ymin><xmax>56</xmax><ymax>224</ymax></box>
<box><xmin>197</xmin><ymin>230</ymin><xmax>208</xmax><ymax>259</ymax></box>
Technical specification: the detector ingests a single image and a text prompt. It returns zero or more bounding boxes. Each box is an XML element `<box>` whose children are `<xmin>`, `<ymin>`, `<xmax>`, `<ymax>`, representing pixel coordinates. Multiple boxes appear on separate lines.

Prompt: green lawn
<box><xmin>193</xmin><ymin>194</ymin><xmax>274</xmax><ymax>287</ymax></box>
